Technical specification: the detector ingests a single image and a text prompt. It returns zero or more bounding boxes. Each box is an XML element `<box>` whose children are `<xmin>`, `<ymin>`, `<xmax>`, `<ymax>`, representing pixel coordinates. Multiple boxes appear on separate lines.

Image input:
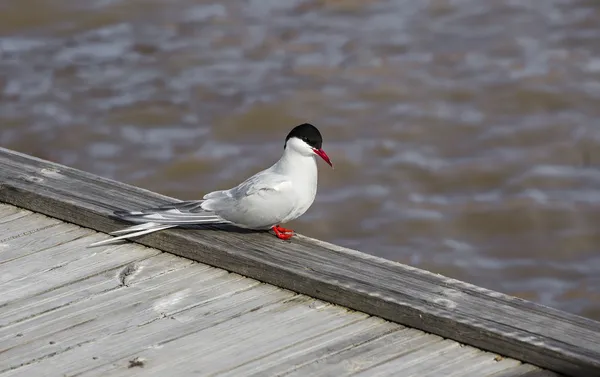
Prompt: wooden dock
<box><xmin>0</xmin><ymin>147</ymin><xmax>599</xmax><ymax>377</ymax></box>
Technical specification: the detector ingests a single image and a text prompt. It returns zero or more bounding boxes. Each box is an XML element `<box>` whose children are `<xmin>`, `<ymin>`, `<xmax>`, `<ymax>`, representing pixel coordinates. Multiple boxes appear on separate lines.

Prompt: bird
<box><xmin>89</xmin><ymin>123</ymin><xmax>333</xmax><ymax>247</ymax></box>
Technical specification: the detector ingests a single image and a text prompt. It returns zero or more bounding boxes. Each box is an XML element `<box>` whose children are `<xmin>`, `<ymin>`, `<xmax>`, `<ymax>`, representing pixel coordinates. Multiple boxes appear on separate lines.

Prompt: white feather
<box><xmin>89</xmin><ymin>224</ymin><xmax>175</xmax><ymax>247</ymax></box>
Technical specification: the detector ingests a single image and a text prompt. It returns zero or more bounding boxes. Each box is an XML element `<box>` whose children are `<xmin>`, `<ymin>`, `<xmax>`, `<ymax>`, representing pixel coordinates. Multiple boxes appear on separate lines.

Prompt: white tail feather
<box><xmin>109</xmin><ymin>222</ymin><xmax>162</xmax><ymax>235</ymax></box>
<box><xmin>89</xmin><ymin>204</ymin><xmax>230</xmax><ymax>247</ymax></box>
<box><xmin>89</xmin><ymin>224</ymin><xmax>175</xmax><ymax>247</ymax></box>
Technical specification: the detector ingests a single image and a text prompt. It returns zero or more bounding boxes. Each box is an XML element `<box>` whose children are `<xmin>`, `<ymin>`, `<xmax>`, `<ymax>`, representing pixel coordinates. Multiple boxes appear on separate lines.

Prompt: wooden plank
<box><xmin>0</xmin><ymin>204</ymin><xmax>21</xmax><ymax>220</ymax></box>
<box><xmin>0</xmin><ymin>220</ymin><xmax>92</xmax><ymax>264</ymax></box>
<box><xmin>352</xmin><ymin>340</ymin><xmax>464</xmax><ymax>377</ymax></box>
<box><xmin>2</xmin><ymin>284</ymin><xmax>294</xmax><ymax>377</ymax></box>
<box><xmin>0</xmin><ymin>252</ymin><xmax>194</xmax><ymax>327</ymax></box>
<box><xmin>0</xmin><ymin>263</ymin><xmax>227</xmax><ymax>363</ymax></box>
<box><xmin>1</xmin><ymin>262</ymin><xmax>282</xmax><ymax>373</ymax></box>
<box><xmin>492</xmin><ymin>366</ymin><xmax>560</xmax><ymax>377</ymax></box>
<box><xmin>0</xmin><ymin>204</ymin><xmax>30</xmax><ymax>224</ymax></box>
<box><xmin>282</xmin><ymin>328</ymin><xmax>442</xmax><ymax>376</ymax></box>
<box><xmin>80</xmin><ymin>297</ymin><xmax>368</xmax><ymax>377</ymax></box>
<box><xmin>0</xmin><ymin>203</ymin><xmax>19</xmax><ymax>215</ymax></box>
<box><xmin>0</xmin><ymin>234</ymin><xmax>160</xmax><ymax>299</ymax></box>
<box><xmin>219</xmin><ymin>318</ymin><xmax>402</xmax><ymax>377</ymax></box>
<box><xmin>442</xmin><ymin>354</ymin><xmax>522</xmax><ymax>377</ymax></box>
<box><xmin>398</xmin><ymin>346</ymin><xmax>522</xmax><ymax>377</ymax></box>
<box><xmin>0</xmin><ymin>147</ymin><xmax>598</xmax><ymax>376</ymax></box>
<box><xmin>0</xmin><ymin>212</ymin><xmax>61</xmax><ymax>247</ymax></box>
<box><xmin>115</xmin><ymin>303</ymin><xmax>368</xmax><ymax>376</ymax></box>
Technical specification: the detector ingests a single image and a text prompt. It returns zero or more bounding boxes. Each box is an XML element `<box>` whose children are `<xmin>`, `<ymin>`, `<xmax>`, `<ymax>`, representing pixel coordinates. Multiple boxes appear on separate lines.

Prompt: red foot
<box><xmin>272</xmin><ymin>225</ymin><xmax>294</xmax><ymax>240</ymax></box>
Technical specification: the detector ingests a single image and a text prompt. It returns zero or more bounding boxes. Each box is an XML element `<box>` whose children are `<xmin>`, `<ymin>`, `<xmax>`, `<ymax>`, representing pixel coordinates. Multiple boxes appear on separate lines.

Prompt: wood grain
<box><xmin>0</xmin><ymin>147</ymin><xmax>598</xmax><ymax>377</ymax></box>
<box><xmin>0</xmin><ymin>252</ymin><xmax>194</xmax><ymax>328</ymax></box>
<box><xmin>0</xmin><ymin>204</ymin><xmax>552</xmax><ymax>377</ymax></box>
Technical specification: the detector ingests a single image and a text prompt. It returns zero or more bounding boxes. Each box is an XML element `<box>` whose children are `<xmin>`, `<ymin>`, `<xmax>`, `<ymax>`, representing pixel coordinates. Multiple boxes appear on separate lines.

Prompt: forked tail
<box><xmin>89</xmin><ymin>201</ymin><xmax>230</xmax><ymax>247</ymax></box>
<box><xmin>89</xmin><ymin>222</ymin><xmax>176</xmax><ymax>247</ymax></box>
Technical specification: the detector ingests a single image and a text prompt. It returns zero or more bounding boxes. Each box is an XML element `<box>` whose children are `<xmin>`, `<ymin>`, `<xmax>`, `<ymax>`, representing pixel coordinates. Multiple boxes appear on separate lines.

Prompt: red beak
<box><xmin>313</xmin><ymin>148</ymin><xmax>333</xmax><ymax>168</ymax></box>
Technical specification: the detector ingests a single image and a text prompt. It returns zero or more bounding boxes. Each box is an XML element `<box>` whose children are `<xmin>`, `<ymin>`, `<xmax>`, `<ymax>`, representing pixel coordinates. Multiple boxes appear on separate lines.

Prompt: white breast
<box><xmin>281</xmin><ymin>158</ymin><xmax>318</xmax><ymax>223</ymax></box>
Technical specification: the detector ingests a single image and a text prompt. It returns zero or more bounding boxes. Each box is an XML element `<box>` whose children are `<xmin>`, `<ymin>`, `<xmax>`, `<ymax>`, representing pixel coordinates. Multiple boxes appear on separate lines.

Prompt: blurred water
<box><xmin>1</xmin><ymin>0</ymin><xmax>600</xmax><ymax>319</ymax></box>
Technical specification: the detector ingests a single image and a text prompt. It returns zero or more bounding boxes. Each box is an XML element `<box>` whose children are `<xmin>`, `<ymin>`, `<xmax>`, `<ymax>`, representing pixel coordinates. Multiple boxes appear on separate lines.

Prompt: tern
<box><xmin>90</xmin><ymin>123</ymin><xmax>333</xmax><ymax>246</ymax></box>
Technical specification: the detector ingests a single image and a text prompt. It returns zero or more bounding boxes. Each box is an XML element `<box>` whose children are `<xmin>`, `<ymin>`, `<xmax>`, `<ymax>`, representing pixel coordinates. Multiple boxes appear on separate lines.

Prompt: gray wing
<box><xmin>235</xmin><ymin>171</ymin><xmax>291</xmax><ymax>198</ymax></box>
<box><xmin>203</xmin><ymin>171</ymin><xmax>297</xmax><ymax>229</ymax></box>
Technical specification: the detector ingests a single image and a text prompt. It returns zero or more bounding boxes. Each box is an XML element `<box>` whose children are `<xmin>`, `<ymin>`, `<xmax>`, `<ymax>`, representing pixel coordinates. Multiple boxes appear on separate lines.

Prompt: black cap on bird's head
<box><xmin>284</xmin><ymin>123</ymin><xmax>333</xmax><ymax>167</ymax></box>
<box><xmin>285</xmin><ymin>123</ymin><xmax>323</xmax><ymax>150</ymax></box>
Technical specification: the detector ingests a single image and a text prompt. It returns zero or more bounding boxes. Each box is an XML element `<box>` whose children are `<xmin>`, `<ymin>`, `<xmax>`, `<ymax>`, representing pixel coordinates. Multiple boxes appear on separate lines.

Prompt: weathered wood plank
<box><xmin>281</xmin><ymin>328</ymin><xmax>442</xmax><ymax>377</ymax></box>
<box><xmin>0</xmin><ymin>263</ymin><xmax>227</xmax><ymax>363</ymax></box>
<box><xmin>0</xmin><ymin>221</ymin><xmax>92</xmax><ymax>264</ymax></box>
<box><xmin>444</xmin><ymin>354</ymin><xmax>521</xmax><ymax>377</ymax></box>
<box><xmin>124</xmin><ymin>305</ymin><xmax>367</xmax><ymax>376</ymax></box>
<box><xmin>399</xmin><ymin>345</ymin><xmax>521</xmax><ymax>377</ymax></box>
<box><xmin>0</xmin><ymin>212</ymin><xmax>61</xmax><ymax>247</ymax></box>
<box><xmin>0</xmin><ymin>252</ymin><xmax>194</xmax><ymax>328</ymax></box>
<box><xmin>0</xmin><ymin>147</ymin><xmax>598</xmax><ymax>376</ymax></box>
<box><xmin>220</xmin><ymin>318</ymin><xmax>402</xmax><ymax>377</ymax></box>
<box><xmin>80</xmin><ymin>297</ymin><xmax>368</xmax><ymax>377</ymax></box>
<box><xmin>352</xmin><ymin>340</ymin><xmax>464</xmax><ymax>377</ymax></box>
<box><xmin>0</xmin><ymin>203</ymin><xmax>30</xmax><ymax>224</ymax></box>
<box><xmin>2</xmin><ymin>284</ymin><xmax>294</xmax><ymax>377</ymax></box>
<box><xmin>0</xmin><ymin>203</ymin><xmax>19</xmax><ymax>215</ymax></box>
<box><xmin>0</xmin><ymin>235</ymin><xmax>161</xmax><ymax>303</ymax></box>
<box><xmin>488</xmin><ymin>364</ymin><xmax>560</xmax><ymax>377</ymax></box>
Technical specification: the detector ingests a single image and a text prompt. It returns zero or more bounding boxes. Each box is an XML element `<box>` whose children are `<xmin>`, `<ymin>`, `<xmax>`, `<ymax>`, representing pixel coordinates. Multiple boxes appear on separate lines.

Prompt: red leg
<box><xmin>274</xmin><ymin>225</ymin><xmax>294</xmax><ymax>233</ymax></box>
<box><xmin>272</xmin><ymin>225</ymin><xmax>294</xmax><ymax>240</ymax></box>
